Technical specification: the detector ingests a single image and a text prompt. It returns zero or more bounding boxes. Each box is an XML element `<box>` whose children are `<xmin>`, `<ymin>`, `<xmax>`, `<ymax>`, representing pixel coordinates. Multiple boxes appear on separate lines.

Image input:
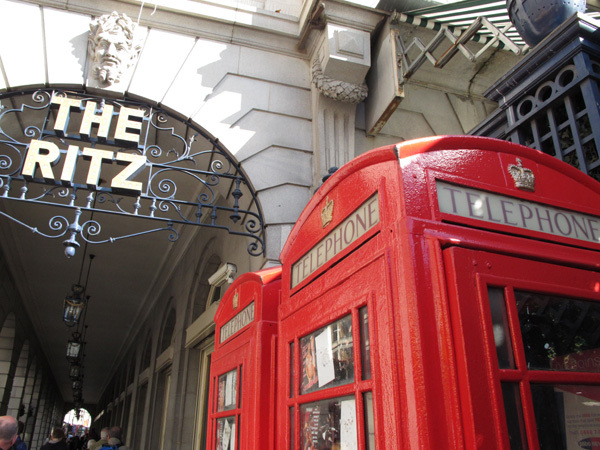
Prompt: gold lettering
<box><xmin>82</xmin><ymin>148</ymin><xmax>114</xmax><ymax>188</ymax></box>
<box><xmin>22</xmin><ymin>140</ymin><xmax>61</xmax><ymax>182</ymax></box>
<box><xmin>80</xmin><ymin>101</ymin><xmax>114</xmax><ymax>140</ymax></box>
<box><xmin>60</xmin><ymin>145</ymin><xmax>80</xmax><ymax>185</ymax></box>
<box><xmin>51</xmin><ymin>96</ymin><xmax>82</xmax><ymax>136</ymax></box>
<box><xmin>115</xmin><ymin>106</ymin><xmax>144</xmax><ymax>146</ymax></box>
<box><xmin>111</xmin><ymin>153</ymin><xmax>146</xmax><ymax>194</ymax></box>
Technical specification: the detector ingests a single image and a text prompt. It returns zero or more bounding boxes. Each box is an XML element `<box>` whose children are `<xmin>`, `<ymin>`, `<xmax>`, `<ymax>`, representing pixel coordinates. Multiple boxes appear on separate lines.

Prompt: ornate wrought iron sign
<box><xmin>0</xmin><ymin>90</ymin><xmax>265</xmax><ymax>256</ymax></box>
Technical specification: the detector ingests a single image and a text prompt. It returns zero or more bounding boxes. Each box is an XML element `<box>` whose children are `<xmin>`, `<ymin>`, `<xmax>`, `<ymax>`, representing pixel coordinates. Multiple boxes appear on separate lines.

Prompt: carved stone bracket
<box><xmin>312</xmin><ymin>59</ymin><xmax>368</xmax><ymax>104</ymax></box>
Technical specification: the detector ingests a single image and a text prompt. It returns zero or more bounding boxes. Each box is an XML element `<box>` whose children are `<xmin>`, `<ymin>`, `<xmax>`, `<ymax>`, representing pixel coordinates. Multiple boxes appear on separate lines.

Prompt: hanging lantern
<box><xmin>69</xmin><ymin>363</ymin><xmax>83</xmax><ymax>380</ymax></box>
<box><xmin>72</xmin><ymin>379</ymin><xmax>83</xmax><ymax>390</ymax></box>
<box><xmin>63</xmin><ymin>285</ymin><xmax>85</xmax><ymax>327</ymax></box>
<box><xmin>66</xmin><ymin>332</ymin><xmax>84</xmax><ymax>362</ymax></box>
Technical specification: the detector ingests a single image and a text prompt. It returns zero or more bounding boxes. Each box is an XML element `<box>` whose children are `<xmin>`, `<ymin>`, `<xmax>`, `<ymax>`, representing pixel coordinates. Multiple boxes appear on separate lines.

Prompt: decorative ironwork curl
<box><xmin>245</xmin><ymin>218</ymin><xmax>261</xmax><ymax>234</ymax></box>
<box><xmin>23</xmin><ymin>185</ymin><xmax>72</xmax><ymax>203</ymax></box>
<box><xmin>80</xmin><ymin>219</ymin><xmax>102</xmax><ymax>238</ymax></box>
<box><xmin>96</xmin><ymin>192</ymin><xmax>126</xmax><ymax>214</ymax></box>
<box><xmin>23</xmin><ymin>126</ymin><xmax>41</xmax><ymax>140</ymax></box>
<box><xmin>247</xmin><ymin>239</ymin><xmax>263</xmax><ymax>257</ymax></box>
<box><xmin>0</xmin><ymin>144</ymin><xmax>23</xmax><ymax>176</ymax></box>
<box><xmin>147</xmin><ymin>112</ymin><xmax>189</xmax><ymax>160</ymax></box>
<box><xmin>48</xmin><ymin>215</ymin><xmax>70</xmax><ymax>234</ymax></box>
<box><xmin>157</xmin><ymin>178</ymin><xmax>177</xmax><ymax>199</ymax></box>
<box><xmin>158</xmin><ymin>200</ymin><xmax>179</xmax><ymax>215</ymax></box>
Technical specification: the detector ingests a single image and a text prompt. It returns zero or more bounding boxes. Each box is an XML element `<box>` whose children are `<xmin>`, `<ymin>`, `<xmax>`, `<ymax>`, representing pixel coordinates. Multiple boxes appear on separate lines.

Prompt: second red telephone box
<box><xmin>206</xmin><ymin>266</ymin><xmax>281</xmax><ymax>450</ymax></box>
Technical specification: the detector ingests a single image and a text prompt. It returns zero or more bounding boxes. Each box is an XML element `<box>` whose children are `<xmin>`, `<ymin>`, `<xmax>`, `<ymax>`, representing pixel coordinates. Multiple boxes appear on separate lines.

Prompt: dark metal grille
<box><xmin>501</xmin><ymin>53</ymin><xmax>600</xmax><ymax>182</ymax></box>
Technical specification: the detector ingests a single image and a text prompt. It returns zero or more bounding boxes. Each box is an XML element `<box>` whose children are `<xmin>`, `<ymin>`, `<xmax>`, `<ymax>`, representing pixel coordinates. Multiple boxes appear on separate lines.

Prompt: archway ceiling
<box><xmin>0</xmin><ymin>89</ymin><xmax>263</xmax><ymax>406</ymax></box>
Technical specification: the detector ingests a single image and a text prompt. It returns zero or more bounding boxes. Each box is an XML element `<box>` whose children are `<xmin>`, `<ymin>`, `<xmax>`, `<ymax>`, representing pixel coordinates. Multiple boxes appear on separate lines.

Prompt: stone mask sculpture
<box><xmin>88</xmin><ymin>12</ymin><xmax>141</xmax><ymax>86</ymax></box>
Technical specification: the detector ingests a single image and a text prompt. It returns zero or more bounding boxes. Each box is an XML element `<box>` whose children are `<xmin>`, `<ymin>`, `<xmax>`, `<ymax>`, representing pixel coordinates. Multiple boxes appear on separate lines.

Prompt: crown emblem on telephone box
<box><xmin>508</xmin><ymin>158</ymin><xmax>535</xmax><ymax>192</ymax></box>
<box><xmin>232</xmin><ymin>290</ymin><xmax>239</xmax><ymax>309</ymax></box>
<box><xmin>321</xmin><ymin>196</ymin><xmax>334</xmax><ymax>228</ymax></box>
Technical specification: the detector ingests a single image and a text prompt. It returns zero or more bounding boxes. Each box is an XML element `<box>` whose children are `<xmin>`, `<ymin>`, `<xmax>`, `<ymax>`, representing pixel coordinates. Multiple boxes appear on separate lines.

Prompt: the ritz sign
<box><xmin>21</xmin><ymin>95</ymin><xmax>147</xmax><ymax>195</ymax></box>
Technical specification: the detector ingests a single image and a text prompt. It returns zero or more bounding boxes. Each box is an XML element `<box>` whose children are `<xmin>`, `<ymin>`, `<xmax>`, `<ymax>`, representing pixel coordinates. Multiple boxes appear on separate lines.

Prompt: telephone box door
<box><xmin>280</xmin><ymin>244</ymin><xmax>402</xmax><ymax>450</ymax></box>
<box><xmin>208</xmin><ymin>342</ymin><xmax>247</xmax><ymax>450</ymax></box>
<box><xmin>444</xmin><ymin>246</ymin><xmax>600</xmax><ymax>449</ymax></box>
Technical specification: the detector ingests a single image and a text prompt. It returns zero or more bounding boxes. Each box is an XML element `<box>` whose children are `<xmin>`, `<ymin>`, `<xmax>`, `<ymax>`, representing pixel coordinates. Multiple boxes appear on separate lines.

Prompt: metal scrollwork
<box><xmin>0</xmin><ymin>89</ymin><xmax>265</xmax><ymax>257</ymax></box>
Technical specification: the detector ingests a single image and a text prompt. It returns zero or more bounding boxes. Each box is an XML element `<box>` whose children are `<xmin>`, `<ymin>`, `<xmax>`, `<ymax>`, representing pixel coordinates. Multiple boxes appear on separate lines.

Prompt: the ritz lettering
<box><xmin>21</xmin><ymin>95</ymin><xmax>147</xmax><ymax>195</ymax></box>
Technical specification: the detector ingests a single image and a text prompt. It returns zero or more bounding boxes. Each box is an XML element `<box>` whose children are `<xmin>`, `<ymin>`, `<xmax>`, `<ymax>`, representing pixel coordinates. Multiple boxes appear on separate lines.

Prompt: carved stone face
<box><xmin>88</xmin><ymin>12</ymin><xmax>139</xmax><ymax>86</ymax></box>
<box><xmin>92</xmin><ymin>30</ymin><xmax>131</xmax><ymax>85</ymax></box>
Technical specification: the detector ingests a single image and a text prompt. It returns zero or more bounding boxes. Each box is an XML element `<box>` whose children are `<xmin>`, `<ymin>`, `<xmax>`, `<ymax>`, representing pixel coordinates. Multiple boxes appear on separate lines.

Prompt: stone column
<box><xmin>0</xmin><ymin>314</ymin><xmax>16</xmax><ymax>415</ymax></box>
<box><xmin>7</xmin><ymin>342</ymin><xmax>29</xmax><ymax>418</ymax></box>
<box><xmin>310</xmin><ymin>22</ymin><xmax>371</xmax><ymax>190</ymax></box>
<box><xmin>29</xmin><ymin>374</ymin><xmax>43</xmax><ymax>448</ymax></box>
<box><xmin>22</xmin><ymin>361</ymin><xmax>37</xmax><ymax>446</ymax></box>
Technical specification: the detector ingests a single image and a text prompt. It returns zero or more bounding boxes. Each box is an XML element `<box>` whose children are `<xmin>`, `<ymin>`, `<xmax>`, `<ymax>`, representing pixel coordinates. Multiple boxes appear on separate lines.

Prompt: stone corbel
<box><xmin>312</xmin><ymin>59</ymin><xmax>368</xmax><ymax>103</ymax></box>
<box><xmin>311</xmin><ymin>22</ymin><xmax>371</xmax><ymax>103</ymax></box>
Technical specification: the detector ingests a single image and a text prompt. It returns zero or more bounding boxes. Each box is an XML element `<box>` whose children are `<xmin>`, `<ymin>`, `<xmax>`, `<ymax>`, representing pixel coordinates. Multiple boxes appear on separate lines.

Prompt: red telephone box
<box><xmin>206</xmin><ymin>266</ymin><xmax>281</xmax><ymax>450</ymax></box>
<box><xmin>277</xmin><ymin>136</ymin><xmax>600</xmax><ymax>449</ymax></box>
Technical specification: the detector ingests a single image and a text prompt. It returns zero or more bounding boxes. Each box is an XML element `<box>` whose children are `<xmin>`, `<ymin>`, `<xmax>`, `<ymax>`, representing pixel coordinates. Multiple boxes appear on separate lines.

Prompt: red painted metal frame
<box><xmin>278</xmin><ymin>135</ymin><xmax>600</xmax><ymax>449</ymax></box>
<box><xmin>208</xmin><ymin>135</ymin><xmax>600</xmax><ymax>449</ymax></box>
<box><xmin>207</xmin><ymin>267</ymin><xmax>282</xmax><ymax>450</ymax></box>
<box><xmin>444</xmin><ymin>247</ymin><xmax>600</xmax><ymax>449</ymax></box>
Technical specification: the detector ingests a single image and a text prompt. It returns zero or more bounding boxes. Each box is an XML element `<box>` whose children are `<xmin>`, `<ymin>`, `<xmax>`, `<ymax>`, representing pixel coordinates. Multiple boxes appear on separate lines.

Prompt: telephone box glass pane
<box><xmin>530</xmin><ymin>384</ymin><xmax>600</xmax><ymax>449</ymax></box>
<box><xmin>215</xmin><ymin>416</ymin><xmax>236</xmax><ymax>450</ymax></box>
<box><xmin>289</xmin><ymin>407</ymin><xmax>295</xmax><ymax>450</ymax></box>
<box><xmin>300</xmin><ymin>395</ymin><xmax>357</xmax><ymax>449</ymax></box>
<box><xmin>501</xmin><ymin>383</ymin><xmax>527</xmax><ymax>450</ymax></box>
<box><xmin>237</xmin><ymin>366</ymin><xmax>242</xmax><ymax>408</ymax></box>
<box><xmin>290</xmin><ymin>342</ymin><xmax>295</xmax><ymax>398</ymax></box>
<box><xmin>516</xmin><ymin>291</ymin><xmax>600</xmax><ymax>372</ymax></box>
<box><xmin>300</xmin><ymin>315</ymin><xmax>354</xmax><ymax>394</ymax></box>
<box><xmin>488</xmin><ymin>287</ymin><xmax>515</xmax><ymax>369</ymax></box>
<box><xmin>364</xmin><ymin>391</ymin><xmax>375</xmax><ymax>450</ymax></box>
<box><xmin>217</xmin><ymin>369</ymin><xmax>238</xmax><ymax>412</ymax></box>
<box><xmin>360</xmin><ymin>307</ymin><xmax>372</xmax><ymax>380</ymax></box>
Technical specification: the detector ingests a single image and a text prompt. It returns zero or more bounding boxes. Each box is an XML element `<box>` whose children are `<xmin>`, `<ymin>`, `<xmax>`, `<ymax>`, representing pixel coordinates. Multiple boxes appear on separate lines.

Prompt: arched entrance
<box><xmin>0</xmin><ymin>87</ymin><xmax>266</xmax><ymax>419</ymax></box>
<box><xmin>0</xmin><ymin>88</ymin><xmax>265</xmax><ymax>256</ymax></box>
<box><xmin>0</xmin><ymin>3</ymin><xmax>316</xmax><ymax>447</ymax></box>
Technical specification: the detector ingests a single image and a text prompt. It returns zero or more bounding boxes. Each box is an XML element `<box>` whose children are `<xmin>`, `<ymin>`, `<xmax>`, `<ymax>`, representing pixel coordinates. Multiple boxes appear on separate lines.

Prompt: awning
<box><xmin>396</xmin><ymin>0</ymin><xmax>600</xmax><ymax>47</ymax></box>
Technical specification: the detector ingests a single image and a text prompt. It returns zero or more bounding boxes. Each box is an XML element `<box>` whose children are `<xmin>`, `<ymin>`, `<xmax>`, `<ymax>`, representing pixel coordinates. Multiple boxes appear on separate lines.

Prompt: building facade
<box><xmin>0</xmin><ymin>0</ymin><xmax>538</xmax><ymax>448</ymax></box>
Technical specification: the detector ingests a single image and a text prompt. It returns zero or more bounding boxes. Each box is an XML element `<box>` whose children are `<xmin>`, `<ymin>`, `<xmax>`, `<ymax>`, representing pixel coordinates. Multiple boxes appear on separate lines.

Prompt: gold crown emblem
<box><xmin>321</xmin><ymin>196</ymin><xmax>334</xmax><ymax>228</ymax></box>
<box><xmin>232</xmin><ymin>290</ymin><xmax>239</xmax><ymax>309</ymax></box>
<box><xmin>508</xmin><ymin>158</ymin><xmax>535</xmax><ymax>192</ymax></box>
